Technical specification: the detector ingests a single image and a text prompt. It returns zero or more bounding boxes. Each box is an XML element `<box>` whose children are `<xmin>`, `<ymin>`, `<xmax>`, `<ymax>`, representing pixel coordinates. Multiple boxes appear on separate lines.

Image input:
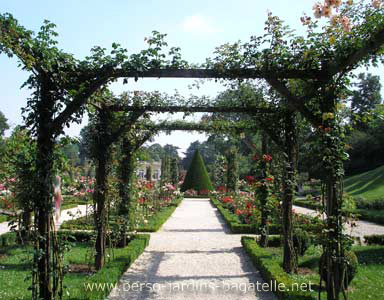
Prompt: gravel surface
<box><xmin>0</xmin><ymin>205</ymin><xmax>88</xmax><ymax>234</ymax></box>
<box><xmin>293</xmin><ymin>205</ymin><xmax>384</xmax><ymax>240</ymax></box>
<box><xmin>108</xmin><ymin>198</ymin><xmax>276</xmax><ymax>300</ymax></box>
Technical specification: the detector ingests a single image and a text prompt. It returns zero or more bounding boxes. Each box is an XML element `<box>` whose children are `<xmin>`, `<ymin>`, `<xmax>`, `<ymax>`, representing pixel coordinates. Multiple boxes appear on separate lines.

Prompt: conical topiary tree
<box><xmin>181</xmin><ymin>149</ymin><xmax>213</xmax><ymax>194</ymax></box>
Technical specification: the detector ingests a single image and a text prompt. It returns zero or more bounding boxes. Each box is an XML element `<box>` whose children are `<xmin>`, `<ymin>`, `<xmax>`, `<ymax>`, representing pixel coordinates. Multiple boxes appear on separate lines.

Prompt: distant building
<box><xmin>136</xmin><ymin>161</ymin><xmax>162</xmax><ymax>181</ymax></box>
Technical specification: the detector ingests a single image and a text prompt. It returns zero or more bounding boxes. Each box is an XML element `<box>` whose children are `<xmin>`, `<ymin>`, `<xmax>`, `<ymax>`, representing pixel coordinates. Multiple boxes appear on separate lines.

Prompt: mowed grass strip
<box><xmin>0</xmin><ymin>234</ymin><xmax>150</xmax><ymax>300</ymax></box>
<box><xmin>344</xmin><ymin>165</ymin><xmax>384</xmax><ymax>203</ymax></box>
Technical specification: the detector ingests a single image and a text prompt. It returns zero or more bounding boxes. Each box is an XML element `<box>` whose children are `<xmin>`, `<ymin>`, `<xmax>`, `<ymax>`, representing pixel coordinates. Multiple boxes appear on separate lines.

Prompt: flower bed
<box><xmin>210</xmin><ymin>196</ymin><xmax>281</xmax><ymax>234</ymax></box>
<box><xmin>211</xmin><ymin>192</ymin><xmax>323</xmax><ymax>235</ymax></box>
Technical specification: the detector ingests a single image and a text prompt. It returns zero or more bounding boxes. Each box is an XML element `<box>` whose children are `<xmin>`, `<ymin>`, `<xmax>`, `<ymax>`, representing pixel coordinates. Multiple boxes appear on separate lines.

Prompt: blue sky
<box><xmin>0</xmin><ymin>0</ymin><xmax>383</xmax><ymax>156</ymax></box>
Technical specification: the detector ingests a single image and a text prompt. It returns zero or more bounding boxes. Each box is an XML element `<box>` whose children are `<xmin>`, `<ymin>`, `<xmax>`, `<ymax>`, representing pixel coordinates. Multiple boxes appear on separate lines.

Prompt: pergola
<box><xmin>1</xmin><ymin>5</ymin><xmax>383</xmax><ymax>299</ymax></box>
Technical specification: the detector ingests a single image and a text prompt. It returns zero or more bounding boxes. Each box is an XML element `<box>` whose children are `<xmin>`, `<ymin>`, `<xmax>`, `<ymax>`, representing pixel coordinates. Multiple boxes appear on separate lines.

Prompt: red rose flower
<box><xmin>263</xmin><ymin>154</ymin><xmax>272</xmax><ymax>162</ymax></box>
<box><xmin>245</xmin><ymin>175</ymin><xmax>255</xmax><ymax>184</ymax></box>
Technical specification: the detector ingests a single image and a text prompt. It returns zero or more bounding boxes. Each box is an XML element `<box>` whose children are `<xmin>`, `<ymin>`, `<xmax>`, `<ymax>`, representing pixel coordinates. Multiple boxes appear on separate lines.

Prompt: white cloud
<box><xmin>181</xmin><ymin>14</ymin><xmax>219</xmax><ymax>34</ymax></box>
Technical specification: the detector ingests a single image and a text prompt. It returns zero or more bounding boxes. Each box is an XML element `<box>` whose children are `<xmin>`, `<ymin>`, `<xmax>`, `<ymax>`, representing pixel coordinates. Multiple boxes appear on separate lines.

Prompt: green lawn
<box><xmin>61</xmin><ymin>195</ymin><xmax>91</xmax><ymax>209</ymax></box>
<box><xmin>0</xmin><ymin>214</ymin><xmax>10</xmax><ymax>223</ymax></box>
<box><xmin>242</xmin><ymin>237</ymin><xmax>384</xmax><ymax>300</ymax></box>
<box><xmin>297</xmin><ymin>245</ymin><xmax>384</xmax><ymax>299</ymax></box>
<box><xmin>0</xmin><ymin>235</ymin><xmax>149</xmax><ymax>299</ymax></box>
<box><xmin>344</xmin><ymin>165</ymin><xmax>384</xmax><ymax>204</ymax></box>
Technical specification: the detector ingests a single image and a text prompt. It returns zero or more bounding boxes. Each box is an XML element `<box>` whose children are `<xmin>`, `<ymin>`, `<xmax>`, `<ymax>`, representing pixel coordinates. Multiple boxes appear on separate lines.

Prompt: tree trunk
<box><xmin>282</xmin><ymin>111</ymin><xmax>298</xmax><ymax>273</ymax></box>
<box><xmin>325</xmin><ymin>175</ymin><xmax>344</xmax><ymax>300</ymax></box>
<box><xmin>35</xmin><ymin>125</ymin><xmax>55</xmax><ymax>300</ymax></box>
<box><xmin>171</xmin><ymin>158</ymin><xmax>179</xmax><ymax>186</ymax></box>
<box><xmin>94</xmin><ymin>147</ymin><xmax>109</xmax><ymax>270</ymax></box>
<box><xmin>33</xmin><ymin>77</ymin><xmax>56</xmax><ymax>300</ymax></box>
<box><xmin>226</xmin><ymin>147</ymin><xmax>238</xmax><ymax>192</ymax></box>
<box><xmin>259</xmin><ymin>132</ymin><xmax>269</xmax><ymax>247</ymax></box>
<box><xmin>161</xmin><ymin>154</ymin><xmax>170</xmax><ymax>184</ymax></box>
<box><xmin>20</xmin><ymin>209</ymin><xmax>32</xmax><ymax>242</ymax></box>
<box><xmin>324</xmin><ymin>137</ymin><xmax>345</xmax><ymax>300</ymax></box>
<box><xmin>321</xmin><ymin>94</ymin><xmax>345</xmax><ymax>300</ymax></box>
<box><xmin>117</xmin><ymin>139</ymin><xmax>135</xmax><ymax>247</ymax></box>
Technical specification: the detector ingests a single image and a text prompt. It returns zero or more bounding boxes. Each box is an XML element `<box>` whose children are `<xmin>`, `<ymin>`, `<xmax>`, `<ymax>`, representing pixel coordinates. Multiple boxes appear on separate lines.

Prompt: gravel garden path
<box><xmin>293</xmin><ymin>205</ymin><xmax>384</xmax><ymax>240</ymax></box>
<box><xmin>0</xmin><ymin>204</ymin><xmax>88</xmax><ymax>235</ymax></box>
<box><xmin>108</xmin><ymin>198</ymin><xmax>276</xmax><ymax>300</ymax></box>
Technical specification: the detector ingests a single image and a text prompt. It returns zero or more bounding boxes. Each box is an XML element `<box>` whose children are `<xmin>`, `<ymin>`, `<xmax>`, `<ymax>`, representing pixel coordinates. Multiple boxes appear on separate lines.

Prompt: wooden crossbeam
<box><xmin>137</xmin><ymin>121</ymin><xmax>259</xmax><ymax>132</ymax></box>
<box><xmin>109</xmin><ymin>105</ymin><xmax>276</xmax><ymax>114</ymax></box>
<box><xmin>114</xmin><ymin>68</ymin><xmax>327</xmax><ymax>80</ymax></box>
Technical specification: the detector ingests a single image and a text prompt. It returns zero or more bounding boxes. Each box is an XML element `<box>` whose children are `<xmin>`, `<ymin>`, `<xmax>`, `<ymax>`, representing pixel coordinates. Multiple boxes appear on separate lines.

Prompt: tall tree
<box><xmin>351</xmin><ymin>73</ymin><xmax>382</xmax><ymax>129</ymax></box>
<box><xmin>163</xmin><ymin>144</ymin><xmax>180</xmax><ymax>158</ymax></box>
<box><xmin>171</xmin><ymin>157</ymin><xmax>179</xmax><ymax>185</ymax></box>
<box><xmin>226</xmin><ymin>146</ymin><xmax>239</xmax><ymax>192</ymax></box>
<box><xmin>0</xmin><ymin>110</ymin><xmax>9</xmax><ymax>136</ymax></box>
<box><xmin>145</xmin><ymin>143</ymin><xmax>164</xmax><ymax>161</ymax></box>
<box><xmin>181</xmin><ymin>141</ymin><xmax>201</xmax><ymax>169</ymax></box>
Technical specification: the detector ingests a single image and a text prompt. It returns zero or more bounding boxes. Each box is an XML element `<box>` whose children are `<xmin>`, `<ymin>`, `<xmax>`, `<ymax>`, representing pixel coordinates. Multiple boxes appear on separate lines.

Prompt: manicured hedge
<box><xmin>0</xmin><ymin>230</ymin><xmax>94</xmax><ymax>246</ymax></box>
<box><xmin>181</xmin><ymin>149</ymin><xmax>213</xmax><ymax>193</ymax></box>
<box><xmin>241</xmin><ymin>236</ymin><xmax>316</xmax><ymax>300</ymax></box>
<box><xmin>0</xmin><ymin>231</ymin><xmax>17</xmax><ymax>246</ymax></box>
<box><xmin>355</xmin><ymin>209</ymin><xmax>384</xmax><ymax>225</ymax></box>
<box><xmin>0</xmin><ymin>230</ymin><xmax>138</xmax><ymax>246</ymax></box>
<box><xmin>211</xmin><ymin>198</ymin><xmax>281</xmax><ymax>234</ymax></box>
<box><xmin>294</xmin><ymin>199</ymin><xmax>321</xmax><ymax>210</ymax></box>
<box><xmin>364</xmin><ymin>234</ymin><xmax>384</xmax><ymax>245</ymax></box>
<box><xmin>78</xmin><ymin>234</ymin><xmax>150</xmax><ymax>299</ymax></box>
